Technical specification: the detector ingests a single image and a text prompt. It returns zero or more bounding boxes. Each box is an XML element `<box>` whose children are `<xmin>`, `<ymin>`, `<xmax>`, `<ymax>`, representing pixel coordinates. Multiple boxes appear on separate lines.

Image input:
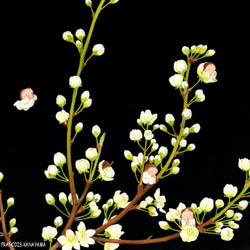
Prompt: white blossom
<box><xmin>58</xmin><ymin>229</ymin><xmax>80</xmax><ymax>250</ymax></box>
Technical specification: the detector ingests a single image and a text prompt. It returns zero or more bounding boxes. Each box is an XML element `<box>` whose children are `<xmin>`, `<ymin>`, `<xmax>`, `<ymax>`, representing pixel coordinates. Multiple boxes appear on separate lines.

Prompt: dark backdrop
<box><xmin>1</xmin><ymin>1</ymin><xmax>250</xmax><ymax>249</ymax></box>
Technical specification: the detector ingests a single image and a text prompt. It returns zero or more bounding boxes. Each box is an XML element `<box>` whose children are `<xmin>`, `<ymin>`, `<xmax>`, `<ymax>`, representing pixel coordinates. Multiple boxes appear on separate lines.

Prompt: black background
<box><xmin>1</xmin><ymin>0</ymin><xmax>250</xmax><ymax>249</ymax></box>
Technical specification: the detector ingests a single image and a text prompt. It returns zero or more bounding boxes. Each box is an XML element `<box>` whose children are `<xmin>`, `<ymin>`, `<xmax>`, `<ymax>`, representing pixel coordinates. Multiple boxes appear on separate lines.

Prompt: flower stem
<box><xmin>213</xmin><ymin>180</ymin><xmax>250</xmax><ymax>221</ymax></box>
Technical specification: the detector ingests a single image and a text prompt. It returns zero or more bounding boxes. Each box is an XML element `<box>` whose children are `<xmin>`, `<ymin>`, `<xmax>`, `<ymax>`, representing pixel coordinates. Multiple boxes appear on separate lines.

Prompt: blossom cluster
<box><xmin>158</xmin><ymin>169</ymin><xmax>250</xmax><ymax>243</ymax></box>
<box><xmin>43</xmin><ymin>221</ymin><xmax>95</xmax><ymax>249</ymax></box>
<box><xmin>55</xmin><ymin>78</ymin><xmax>92</xmax><ymax>124</ymax></box>
<box><xmin>0</xmin><ymin>174</ymin><xmax>18</xmax><ymax>237</ymax></box>
<box><xmin>138</xmin><ymin>188</ymin><xmax>166</xmax><ymax>216</ymax></box>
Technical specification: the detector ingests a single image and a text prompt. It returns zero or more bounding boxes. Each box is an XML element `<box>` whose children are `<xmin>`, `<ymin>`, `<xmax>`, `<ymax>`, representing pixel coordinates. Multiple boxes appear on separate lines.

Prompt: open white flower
<box><xmin>154</xmin><ymin>188</ymin><xmax>166</xmax><ymax>213</ymax></box>
<box><xmin>75</xmin><ymin>222</ymin><xmax>95</xmax><ymax>248</ymax></box>
<box><xmin>58</xmin><ymin>229</ymin><xmax>80</xmax><ymax>250</ymax></box>
<box><xmin>113</xmin><ymin>190</ymin><xmax>129</xmax><ymax>208</ymax></box>
<box><xmin>139</xmin><ymin>110</ymin><xmax>157</xmax><ymax>125</ymax></box>
<box><xmin>104</xmin><ymin>243</ymin><xmax>120</xmax><ymax>250</ymax></box>
<box><xmin>98</xmin><ymin>160</ymin><xmax>115</xmax><ymax>181</ymax></box>
<box><xmin>104</xmin><ymin>222</ymin><xmax>124</xmax><ymax>239</ymax></box>
<box><xmin>220</xmin><ymin>227</ymin><xmax>234</xmax><ymax>241</ymax></box>
<box><xmin>180</xmin><ymin>225</ymin><xmax>199</xmax><ymax>242</ymax></box>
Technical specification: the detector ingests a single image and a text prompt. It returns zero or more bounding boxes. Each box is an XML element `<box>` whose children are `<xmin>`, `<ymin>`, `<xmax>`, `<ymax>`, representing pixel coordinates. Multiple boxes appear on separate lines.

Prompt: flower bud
<box><xmin>45</xmin><ymin>165</ymin><xmax>59</xmax><ymax>178</ymax></box>
<box><xmin>205</xmin><ymin>49</ymin><xmax>216</xmax><ymax>57</ymax></box>
<box><xmin>180</xmin><ymin>139</ymin><xmax>187</xmax><ymax>148</ymax></box>
<box><xmin>110</xmin><ymin>0</ymin><xmax>119</xmax><ymax>3</ymax></box>
<box><xmin>169</xmin><ymin>74</ymin><xmax>183</xmax><ymax>88</ymax></box>
<box><xmin>233</xmin><ymin>212</ymin><xmax>243</xmax><ymax>221</ymax></box>
<box><xmin>9</xmin><ymin>218</ymin><xmax>16</xmax><ymax>228</ymax></box>
<box><xmin>59</xmin><ymin>192</ymin><xmax>67</xmax><ymax>205</ymax></box>
<box><xmin>83</xmin><ymin>99</ymin><xmax>92</xmax><ymax>108</ymax></box>
<box><xmin>174</xmin><ymin>60</ymin><xmax>187</xmax><ymax>74</ymax></box>
<box><xmin>172</xmin><ymin>159</ymin><xmax>180</xmax><ymax>167</ymax></box>
<box><xmin>154</xmin><ymin>155</ymin><xmax>161</xmax><ymax>166</ymax></box>
<box><xmin>54</xmin><ymin>152</ymin><xmax>66</xmax><ymax>167</ymax></box>
<box><xmin>0</xmin><ymin>172</ymin><xmax>4</xmax><ymax>183</ymax></box>
<box><xmin>238</xmin><ymin>158</ymin><xmax>250</xmax><ymax>171</ymax></box>
<box><xmin>62</xmin><ymin>31</ymin><xmax>74</xmax><ymax>42</ymax></box>
<box><xmin>56</xmin><ymin>95</ymin><xmax>66</xmax><ymax>108</ymax></box>
<box><xmin>124</xmin><ymin>150</ymin><xmax>133</xmax><ymax>161</ymax></box>
<box><xmin>199</xmin><ymin>197</ymin><xmax>214</xmax><ymax>212</ymax></box>
<box><xmin>85</xmin><ymin>0</ymin><xmax>92</xmax><ymax>7</ymax></box>
<box><xmin>171</xmin><ymin>138</ymin><xmax>177</xmax><ymax>146</ymax></box>
<box><xmin>75</xmin><ymin>159</ymin><xmax>90</xmax><ymax>174</ymax></box>
<box><xmin>159</xmin><ymin>221</ymin><xmax>170</xmax><ymax>230</ymax></box>
<box><xmin>196</xmin><ymin>44</ymin><xmax>207</xmax><ymax>54</ymax></box>
<box><xmin>7</xmin><ymin>198</ymin><xmax>14</xmax><ymax>207</ymax></box>
<box><xmin>158</xmin><ymin>146</ymin><xmax>168</xmax><ymax>159</ymax></box>
<box><xmin>92</xmin><ymin>44</ymin><xmax>105</xmax><ymax>56</ymax></box>
<box><xmin>42</xmin><ymin>226</ymin><xmax>58</xmax><ymax>241</ymax></box>
<box><xmin>129</xmin><ymin>129</ymin><xmax>142</xmax><ymax>141</ymax></box>
<box><xmin>215</xmin><ymin>199</ymin><xmax>224</xmax><ymax>208</ymax></box>
<box><xmin>165</xmin><ymin>114</ymin><xmax>175</xmax><ymax>126</ymax></box>
<box><xmin>225</xmin><ymin>209</ymin><xmax>234</xmax><ymax>218</ymax></box>
<box><xmin>187</xmin><ymin>143</ymin><xmax>195</xmax><ymax>151</ymax></box>
<box><xmin>160</xmin><ymin>124</ymin><xmax>167</xmax><ymax>132</ymax></box>
<box><xmin>69</xmin><ymin>76</ymin><xmax>82</xmax><ymax>88</ymax></box>
<box><xmin>75</xmin><ymin>122</ymin><xmax>83</xmax><ymax>133</ymax></box>
<box><xmin>195</xmin><ymin>89</ymin><xmax>205</xmax><ymax>102</ymax></box>
<box><xmin>56</xmin><ymin>110</ymin><xmax>69</xmax><ymax>124</ymax></box>
<box><xmin>75</xmin><ymin>29</ymin><xmax>85</xmax><ymax>40</ymax></box>
<box><xmin>80</xmin><ymin>90</ymin><xmax>90</xmax><ymax>103</ymax></box>
<box><xmin>92</xmin><ymin>125</ymin><xmax>101</xmax><ymax>137</ymax></box>
<box><xmin>85</xmin><ymin>148</ymin><xmax>98</xmax><ymax>161</ymax></box>
<box><xmin>182</xmin><ymin>109</ymin><xmax>192</xmax><ymax>120</ymax></box>
<box><xmin>223</xmin><ymin>184</ymin><xmax>238</xmax><ymax>199</ymax></box>
<box><xmin>45</xmin><ymin>194</ymin><xmax>55</xmax><ymax>206</ymax></box>
<box><xmin>190</xmin><ymin>123</ymin><xmax>201</xmax><ymax>133</ymax></box>
<box><xmin>238</xmin><ymin>200</ymin><xmax>248</xmax><ymax>210</ymax></box>
<box><xmin>10</xmin><ymin>227</ymin><xmax>18</xmax><ymax>234</ymax></box>
<box><xmin>228</xmin><ymin>221</ymin><xmax>239</xmax><ymax>229</ymax></box>
<box><xmin>182</xmin><ymin>46</ymin><xmax>190</xmax><ymax>57</ymax></box>
<box><xmin>54</xmin><ymin>216</ymin><xmax>63</xmax><ymax>228</ymax></box>
<box><xmin>170</xmin><ymin>166</ymin><xmax>180</xmax><ymax>175</ymax></box>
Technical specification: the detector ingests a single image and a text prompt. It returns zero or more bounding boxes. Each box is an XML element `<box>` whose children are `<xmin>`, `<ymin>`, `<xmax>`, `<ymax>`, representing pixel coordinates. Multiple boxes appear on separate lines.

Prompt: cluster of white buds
<box><xmin>44</xmin><ymin>152</ymin><xmax>68</xmax><ymax>182</ymax></box>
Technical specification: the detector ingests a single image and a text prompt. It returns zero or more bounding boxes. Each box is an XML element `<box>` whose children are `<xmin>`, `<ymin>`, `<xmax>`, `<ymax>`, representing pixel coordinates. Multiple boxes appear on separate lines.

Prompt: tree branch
<box><xmin>0</xmin><ymin>190</ymin><xmax>15</xmax><ymax>250</ymax></box>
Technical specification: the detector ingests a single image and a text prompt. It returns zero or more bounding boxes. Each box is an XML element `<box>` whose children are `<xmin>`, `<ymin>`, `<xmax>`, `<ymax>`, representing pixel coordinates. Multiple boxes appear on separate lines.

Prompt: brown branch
<box><xmin>0</xmin><ymin>190</ymin><xmax>15</xmax><ymax>250</ymax></box>
<box><xmin>93</xmin><ymin>232</ymin><xmax>180</xmax><ymax>245</ymax></box>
